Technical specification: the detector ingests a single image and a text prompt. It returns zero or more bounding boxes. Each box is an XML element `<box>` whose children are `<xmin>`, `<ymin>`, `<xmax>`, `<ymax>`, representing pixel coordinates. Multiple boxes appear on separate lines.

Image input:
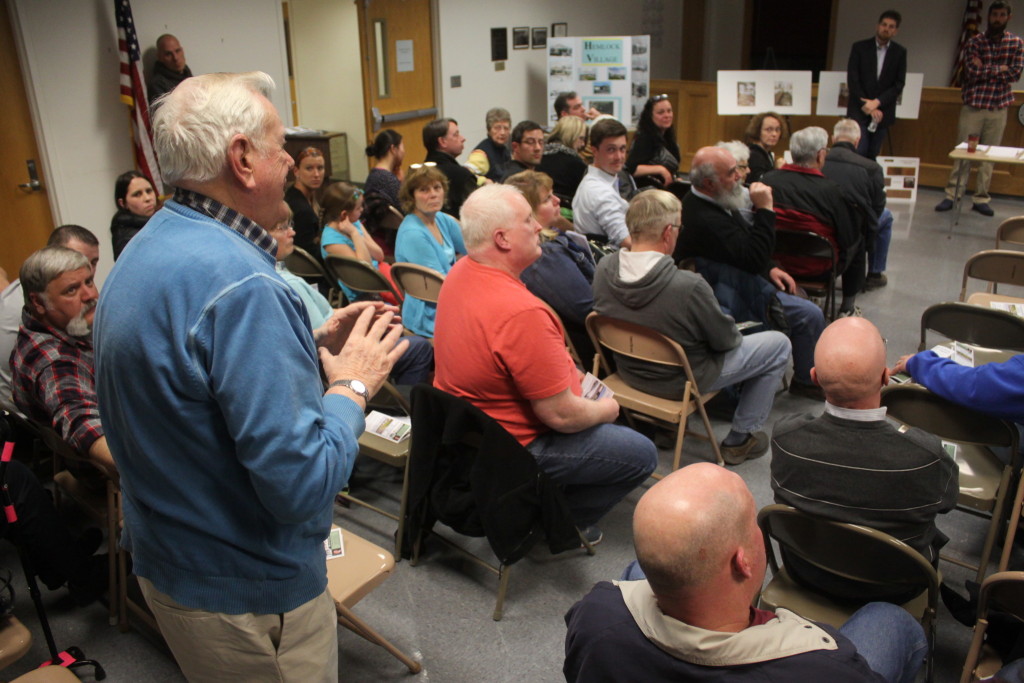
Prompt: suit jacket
<box><xmin>846</xmin><ymin>37</ymin><xmax>907</xmax><ymax>128</ymax></box>
<box><xmin>425</xmin><ymin>149</ymin><xmax>477</xmax><ymax>218</ymax></box>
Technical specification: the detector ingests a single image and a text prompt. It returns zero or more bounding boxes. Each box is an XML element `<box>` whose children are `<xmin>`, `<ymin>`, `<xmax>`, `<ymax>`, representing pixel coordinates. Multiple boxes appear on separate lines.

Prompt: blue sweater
<box><xmin>394</xmin><ymin>212</ymin><xmax>465</xmax><ymax>337</ymax></box>
<box><xmin>94</xmin><ymin>200</ymin><xmax>363</xmax><ymax>615</ymax></box>
<box><xmin>908</xmin><ymin>350</ymin><xmax>1024</xmax><ymax>422</ymax></box>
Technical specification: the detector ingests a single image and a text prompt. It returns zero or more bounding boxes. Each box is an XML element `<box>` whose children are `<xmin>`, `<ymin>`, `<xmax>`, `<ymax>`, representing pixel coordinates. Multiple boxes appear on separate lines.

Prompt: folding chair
<box><xmin>918</xmin><ymin>301</ymin><xmax>1024</xmax><ymax>353</ymax></box>
<box><xmin>538</xmin><ymin>299</ymin><xmax>585</xmax><ymax>370</ymax></box>
<box><xmin>585</xmin><ymin>313</ymin><xmax>723</xmax><ymax>472</ymax></box>
<box><xmin>325</xmin><ymin>527</ymin><xmax>421</xmax><ymax>674</ymax></box>
<box><xmin>757</xmin><ymin>504</ymin><xmax>939</xmax><ymax>683</ymax></box>
<box><xmin>996</xmin><ymin>217</ymin><xmax>1024</xmax><ymax>250</ymax></box>
<box><xmin>389</xmin><ymin>262</ymin><xmax>444</xmax><ymax>305</ymax></box>
<box><xmin>772</xmin><ymin>228</ymin><xmax>839</xmax><ymax>321</ymax></box>
<box><xmin>882</xmin><ymin>384</ymin><xmax>1019</xmax><ymax>583</ymax></box>
<box><xmin>336</xmin><ymin>382</ymin><xmax>412</xmax><ymax>559</ymax></box>
<box><xmin>402</xmin><ymin>385</ymin><xmax>593</xmax><ymax>621</ymax></box>
<box><xmin>324</xmin><ymin>254</ymin><xmax>402</xmax><ymax>303</ymax></box>
<box><xmin>960</xmin><ymin>571</ymin><xmax>1024</xmax><ymax>683</ymax></box>
<box><xmin>960</xmin><ymin>249</ymin><xmax>1024</xmax><ymax>299</ymax></box>
<box><xmin>284</xmin><ymin>246</ymin><xmax>340</xmax><ymax>306</ymax></box>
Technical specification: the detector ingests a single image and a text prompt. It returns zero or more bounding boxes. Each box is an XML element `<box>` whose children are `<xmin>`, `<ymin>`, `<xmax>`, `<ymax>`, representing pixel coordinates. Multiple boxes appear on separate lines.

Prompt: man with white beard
<box><xmin>11</xmin><ymin>246</ymin><xmax>117</xmax><ymax>479</ymax></box>
<box><xmin>675</xmin><ymin>146</ymin><xmax>826</xmax><ymax>401</ymax></box>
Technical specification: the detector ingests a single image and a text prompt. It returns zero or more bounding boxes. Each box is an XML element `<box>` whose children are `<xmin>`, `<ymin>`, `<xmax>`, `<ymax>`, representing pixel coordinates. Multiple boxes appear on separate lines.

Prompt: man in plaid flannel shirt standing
<box><xmin>937</xmin><ymin>1</ymin><xmax>1024</xmax><ymax>217</ymax></box>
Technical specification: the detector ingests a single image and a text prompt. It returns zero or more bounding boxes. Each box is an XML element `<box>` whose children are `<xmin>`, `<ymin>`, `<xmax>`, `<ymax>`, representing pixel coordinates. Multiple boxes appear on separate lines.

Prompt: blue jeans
<box><xmin>778</xmin><ymin>292</ymin><xmax>825</xmax><ymax>385</ymax></box>
<box><xmin>707</xmin><ymin>331</ymin><xmax>791</xmax><ymax>434</ymax></box>
<box><xmin>391</xmin><ymin>334</ymin><xmax>434</xmax><ymax>385</ymax></box>
<box><xmin>527</xmin><ymin>423</ymin><xmax>656</xmax><ymax>527</ymax></box>
<box><xmin>839</xmin><ymin>602</ymin><xmax>928</xmax><ymax>683</ymax></box>
<box><xmin>870</xmin><ymin>209</ymin><xmax>893</xmax><ymax>274</ymax></box>
<box><xmin>856</xmin><ymin>120</ymin><xmax>888</xmax><ymax>160</ymax></box>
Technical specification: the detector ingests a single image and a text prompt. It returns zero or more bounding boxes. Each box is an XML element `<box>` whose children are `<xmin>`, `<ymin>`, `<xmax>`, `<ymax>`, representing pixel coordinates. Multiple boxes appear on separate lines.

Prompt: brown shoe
<box><xmin>720</xmin><ymin>432</ymin><xmax>769</xmax><ymax>466</ymax></box>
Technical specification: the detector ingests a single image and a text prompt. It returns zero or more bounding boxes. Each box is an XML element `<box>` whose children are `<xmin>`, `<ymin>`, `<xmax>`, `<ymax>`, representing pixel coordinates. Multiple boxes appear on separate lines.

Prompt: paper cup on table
<box><xmin>967</xmin><ymin>134</ymin><xmax>980</xmax><ymax>153</ymax></box>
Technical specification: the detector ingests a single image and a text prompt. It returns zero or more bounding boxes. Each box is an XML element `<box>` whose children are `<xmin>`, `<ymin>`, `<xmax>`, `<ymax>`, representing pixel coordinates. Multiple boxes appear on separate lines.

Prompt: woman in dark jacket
<box><xmin>625</xmin><ymin>94</ymin><xmax>680</xmax><ymax>188</ymax></box>
<box><xmin>284</xmin><ymin>146</ymin><xmax>326</xmax><ymax>259</ymax></box>
<box><xmin>110</xmin><ymin>170</ymin><xmax>157</xmax><ymax>260</ymax></box>
<box><xmin>744</xmin><ymin>111</ymin><xmax>788</xmax><ymax>184</ymax></box>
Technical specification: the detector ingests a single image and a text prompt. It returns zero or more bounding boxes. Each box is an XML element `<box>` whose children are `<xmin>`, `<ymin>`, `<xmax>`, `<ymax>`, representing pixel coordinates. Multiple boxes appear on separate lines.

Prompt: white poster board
<box><xmin>814</xmin><ymin>72</ymin><xmax>924</xmax><ymax>119</ymax></box>
<box><xmin>877</xmin><ymin>156</ymin><xmax>919</xmax><ymax>203</ymax></box>
<box><xmin>716</xmin><ymin>70</ymin><xmax>813</xmax><ymax>115</ymax></box>
<box><xmin>547</xmin><ymin>35</ymin><xmax>650</xmax><ymax>126</ymax></box>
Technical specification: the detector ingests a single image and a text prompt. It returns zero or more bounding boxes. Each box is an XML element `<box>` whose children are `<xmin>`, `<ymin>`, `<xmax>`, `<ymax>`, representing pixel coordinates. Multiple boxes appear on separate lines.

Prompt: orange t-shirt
<box><xmin>433</xmin><ymin>257</ymin><xmax>581</xmax><ymax>446</ymax></box>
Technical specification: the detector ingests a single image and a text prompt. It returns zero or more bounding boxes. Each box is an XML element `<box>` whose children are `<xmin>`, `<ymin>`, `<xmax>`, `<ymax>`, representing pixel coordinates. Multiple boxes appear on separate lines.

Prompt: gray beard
<box><xmin>65</xmin><ymin>307</ymin><xmax>93</xmax><ymax>339</ymax></box>
<box><xmin>716</xmin><ymin>182</ymin><xmax>746</xmax><ymax>212</ymax></box>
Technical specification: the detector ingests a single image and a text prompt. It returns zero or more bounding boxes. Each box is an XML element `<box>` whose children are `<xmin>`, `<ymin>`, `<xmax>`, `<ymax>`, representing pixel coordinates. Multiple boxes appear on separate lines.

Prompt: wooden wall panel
<box><xmin>652</xmin><ymin>78</ymin><xmax>1024</xmax><ymax>197</ymax></box>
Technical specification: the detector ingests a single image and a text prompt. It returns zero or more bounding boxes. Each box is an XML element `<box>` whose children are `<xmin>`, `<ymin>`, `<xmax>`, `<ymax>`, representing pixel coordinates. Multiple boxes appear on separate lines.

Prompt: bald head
<box><xmin>634</xmin><ymin>463</ymin><xmax>759</xmax><ymax>598</ymax></box>
<box><xmin>812</xmin><ymin>317</ymin><xmax>889</xmax><ymax>407</ymax></box>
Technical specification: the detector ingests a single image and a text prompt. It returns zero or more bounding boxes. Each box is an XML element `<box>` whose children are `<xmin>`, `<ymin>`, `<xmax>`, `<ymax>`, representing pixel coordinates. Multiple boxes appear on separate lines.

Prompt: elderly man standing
<box><xmin>762</xmin><ymin>126</ymin><xmax>865</xmax><ymax>316</ymax></box>
<box><xmin>94</xmin><ymin>72</ymin><xmax>406</xmax><ymax>682</ymax></box>
<box><xmin>936</xmin><ymin>1</ymin><xmax>1024</xmax><ymax>217</ymax></box>
<box><xmin>148</xmin><ymin>34</ymin><xmax>193</xmax><ymax>105</ymax></box>
<box><xmin>564</xmin><ymin>463</ymin><xmax>928</xmax><ymax>682</ymax></box>
<box><xmin>772</xmin><ymin>318</ymin><xmax>958</xmax><ymax>602</ymax></box>
<box><xmin>593</xmin><ymin>190</ymin><xmax>791</xmax><ymax>464</ymax></box>
<box><xmin>434</xmin><ymin>184</ymin><xmax>656</xmax><ymax>543</ymax></box>
<box><xmin>676</xmin><ymin>146</ymin><xmax>826</xmax><ymax>400</ymax></box>
<box><xmin>824</xmin><ymin>118</ymin><xmax>893</xmax><ymax>290</ymax></box>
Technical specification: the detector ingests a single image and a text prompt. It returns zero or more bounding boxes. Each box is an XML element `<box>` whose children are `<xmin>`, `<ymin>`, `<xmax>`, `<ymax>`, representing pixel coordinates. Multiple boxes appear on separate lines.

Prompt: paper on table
<box><xmin>365</xmin><ymin>411</ymin><xmax>412</xmax><ymax>443</ymax></box>
<box><xmin>990</xmin><ymin>301</ymin><xmax>1024</xmax><ymax>317</ymax></box>
<box><xmin>324</xmin><ymin>527</ymin><xmax>345</xmax><ymax>560</ymax></box>
<box><xmin>982</xmin><ymin>145</ymin><xmax>1024</xmax><ymax>158</ymax></box>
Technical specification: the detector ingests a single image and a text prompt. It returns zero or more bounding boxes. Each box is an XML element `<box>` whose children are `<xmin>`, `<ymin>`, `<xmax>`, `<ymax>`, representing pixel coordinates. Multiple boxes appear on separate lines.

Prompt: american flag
<box><xmin>951</xmin><ymin>0</ymin><xmax>984</xmax><ymax>86</ymax></box>
<box><xmin>115</xmin><ymin>0</ymin><xmax>164</xmax><ymax>192</ymax></box>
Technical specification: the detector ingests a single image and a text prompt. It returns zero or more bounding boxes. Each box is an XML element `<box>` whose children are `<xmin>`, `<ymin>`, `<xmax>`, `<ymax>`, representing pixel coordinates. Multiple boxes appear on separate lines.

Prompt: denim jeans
<box><xmin>870</xmin><ymin>208</ymin><xmax>894</xmax><ymax>274</ymax></box>
<box><xmin>777</xmin><ymin>292</ymin><xmax>825</xmax><ymax>385</ymax></box>
<box><xmin>527</xmin><ymin>423</ymin><xmax>657</xmax><ymax>527</ymax></box>
<box><xmin>839</xmin><ymin>602</ymin><xmax>928</xmax><ymax>683</ymax></box>
<box><xmin>391</xmin><ymin>334</ymin><xmax>434</xmax><ymax>385</ymax></box>
<box><xmin>707</xmin><ymin>330</ymin><xmax>791</xmax><ymax>434</ymax></box>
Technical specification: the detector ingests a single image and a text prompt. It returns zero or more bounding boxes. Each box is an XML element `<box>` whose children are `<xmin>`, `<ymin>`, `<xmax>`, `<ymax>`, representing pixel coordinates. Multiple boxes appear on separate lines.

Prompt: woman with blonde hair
<box><xmin>537</xmin><ymin>116</ymin><xmax>589</xmax><ymax>203</ymax></box>
<box><xmin>506</xmin><ymin>170</ymin><xmax>595</xmax><ymax>362</ymax></box>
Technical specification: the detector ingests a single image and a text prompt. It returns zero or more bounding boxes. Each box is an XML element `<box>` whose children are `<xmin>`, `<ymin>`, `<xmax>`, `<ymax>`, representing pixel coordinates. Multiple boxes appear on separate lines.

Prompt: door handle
<box><xmin>371</xmin><ymin>106</ymin><xmax>439</xmax><ymax>132</ymax></box>
<box><xmin>17</xmin><ymin>160</ymin><xmax>42</xmax><ymax>193</ymax></box>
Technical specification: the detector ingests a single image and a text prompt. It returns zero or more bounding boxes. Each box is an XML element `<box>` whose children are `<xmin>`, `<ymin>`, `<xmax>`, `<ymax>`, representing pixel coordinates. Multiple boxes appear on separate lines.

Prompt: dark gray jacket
<box><xmin>592</xmin><ymin>250</ymin><xmax>741</xmax><ymax>398</ymax></box>
<box><xmin>823</xmin><ymin>141</ymin><xmax>886</xmax><ymax>222</ymax></box>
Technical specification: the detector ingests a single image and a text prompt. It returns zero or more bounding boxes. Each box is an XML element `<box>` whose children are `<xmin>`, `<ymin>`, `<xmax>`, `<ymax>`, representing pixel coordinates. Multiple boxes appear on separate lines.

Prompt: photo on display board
<box><xmin>579</xmin><ymin>67</ymin><xmax>598</xmax><ymax>81</ymax></box>
<box><xmin>608</xmin><ymin>66</ymin><xmax>626</xmax><ymax>80</ymax></box>
<box><xmin>551</xmin><ymin>63</ymin><xmax>573</xmax><ymax>77</ymax></box>
<box><xmin>838</xmin><ymin>83</ymin><xmax>849</xmax><ymax>108</ymax></box>
<box><xmin>587</xmin><ymin>98</ymin><xmax>618</xmax><ymax>116</ymax></box>
<box><xmin>737</xmin><ymin>82</ymin><xmax>756</xmax><ymax>107</ymax></box>
<box><xmin>774</xmin><ymin>81</ymin><xmax>793</xmax><ymax>107</ymax></box>
<box><xmin>593</xmin><ymin>81</ymin><xmax>611</xmax><ymax>95</ymax></box>
<box><xmin>550</xmin><ymin>43</ymin><xmax>572</xmax><ymax>57</ymax></box>
<box><xmin>633</xmin><ymin>81</ymin><xmax>648</xmax><ymax>98</ymax></box>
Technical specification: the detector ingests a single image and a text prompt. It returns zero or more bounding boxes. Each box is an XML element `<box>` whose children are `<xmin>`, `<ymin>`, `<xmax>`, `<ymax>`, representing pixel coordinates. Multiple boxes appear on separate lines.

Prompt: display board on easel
<box><xmin>716</xmin><ymin>70</ymin><xmax>814</xmax><ymax>115</ymax></box>
<box><xmin>546</xmin><ymin>35</ymin><xmax>650</xmax><ymax>126</ymax></box>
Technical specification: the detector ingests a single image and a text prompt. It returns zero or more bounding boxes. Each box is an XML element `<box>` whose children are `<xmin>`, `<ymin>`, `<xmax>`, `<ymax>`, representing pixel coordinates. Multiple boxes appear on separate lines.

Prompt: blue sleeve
<box><xmin>440</xmin><ymin>213</ymin><xmax>466</xmax><ymax>257</ymax></box>
<box><xmin>520</xmin><ymin>242</ymin><xmax>594</xmax><ymax>327</ymax></box>
<box><xmin>194</xmin><ymin>274</ymin><xmax>363</xmax><ymax>524</ymax></box>
<box><xmin>908</xmin><ymin>351</ymin><xmax>1024</xmax><ymax>422</ymax></box>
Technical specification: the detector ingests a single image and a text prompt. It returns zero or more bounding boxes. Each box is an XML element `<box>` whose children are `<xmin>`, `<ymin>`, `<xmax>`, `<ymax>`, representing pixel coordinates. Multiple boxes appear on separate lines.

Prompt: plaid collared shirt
<box><xmin>11</xmin><ymin>309</ymin><xmax>103</xmax><ymax>457</ymax></box>
<box><xmin>173</xmin><ymin>187</ymin><xmax>278</xmax><ymax>258</ymax></box>
<box><xmin>962</xmin><ymin>30</ymin><xmax>1024</xmax><ymax>110</ymax></box>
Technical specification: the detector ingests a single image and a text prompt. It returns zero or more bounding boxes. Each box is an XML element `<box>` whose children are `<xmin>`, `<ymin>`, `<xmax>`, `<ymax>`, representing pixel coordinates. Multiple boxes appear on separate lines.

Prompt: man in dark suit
<box><xmin>422</xmin><ymin>117</ymin><xmax>480</xmax><ymax>218</ymax></box>
<box><xmin>846</xmin><ymin>10</ymin><xmax>907</xmax><ymax>160</ymax></box>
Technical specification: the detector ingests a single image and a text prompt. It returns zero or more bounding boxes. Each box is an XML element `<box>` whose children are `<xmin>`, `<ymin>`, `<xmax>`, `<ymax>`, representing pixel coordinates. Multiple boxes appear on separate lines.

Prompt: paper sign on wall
<box><xmin>396</xmin><ymin>40</ymin><xmax>414</xmax><ymax>73</ymax></box>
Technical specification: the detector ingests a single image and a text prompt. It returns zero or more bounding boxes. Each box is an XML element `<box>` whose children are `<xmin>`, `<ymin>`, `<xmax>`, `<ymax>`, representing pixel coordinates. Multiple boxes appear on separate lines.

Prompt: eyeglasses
<box><xmin>410</xmin><ymin>162</ymin><xmax>438</xmax><ymax>170</ymax></box>
<box><xmin>652</xmin><ymin>94</ymin><xmax>670</xmax><ymax>102</ymax></box>
<box><xmin>269</xmin><ymin>220</ymin><xmax>294</xmax><ymax>233</ymax></box>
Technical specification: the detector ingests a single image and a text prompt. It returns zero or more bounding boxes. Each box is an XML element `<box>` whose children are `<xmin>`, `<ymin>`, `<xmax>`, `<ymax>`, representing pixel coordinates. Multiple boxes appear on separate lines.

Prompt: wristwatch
<box><xmin>329</xmin><ymin>379</ymin><xmax>370</xmax><ymax>402</ymax></box>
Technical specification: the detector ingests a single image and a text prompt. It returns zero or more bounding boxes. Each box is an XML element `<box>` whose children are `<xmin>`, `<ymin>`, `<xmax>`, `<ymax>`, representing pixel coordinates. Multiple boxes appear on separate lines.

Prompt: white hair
<box><xmin>789</xmin><ymin>126</ymin><xmax>829</xmax><ymax>167</ymax></box>
<box><xmin>460</xmin><ymin>184</ymin><xmax>524</xmax><ymax>249</ymax></box>
<box><xmin>153</xmin><ymin>71</ymin><xmax>276</xmax><ymax>185</ymax></box>
<box><xmin>833</xmin><ymin>118</ymin><xmax>861</xmax><ymax>142</ymax></box>
<box><xmin>716</xmin><ymin>140</ymin><xmax>750</xmax><ymax>164</ymax></box>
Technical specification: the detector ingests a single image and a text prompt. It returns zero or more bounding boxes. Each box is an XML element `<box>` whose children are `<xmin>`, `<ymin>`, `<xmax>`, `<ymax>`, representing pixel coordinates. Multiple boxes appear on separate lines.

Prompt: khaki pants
<box><xmin>944</xmin><ymin>104</ymin><xmax>1008</xmax><ymax>204</ymax></box>
<box><xmin>139</xmin><ymin>577</ymin><xmax>338</xmax><ymax>683</ymax></box>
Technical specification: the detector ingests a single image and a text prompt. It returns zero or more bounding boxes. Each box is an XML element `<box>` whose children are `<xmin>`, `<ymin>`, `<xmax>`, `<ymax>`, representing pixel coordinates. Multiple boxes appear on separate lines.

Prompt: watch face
<box><xmin>350</xmin><ymin>380</ymin><xmax>368</xmax><ymax>394</ymax></box>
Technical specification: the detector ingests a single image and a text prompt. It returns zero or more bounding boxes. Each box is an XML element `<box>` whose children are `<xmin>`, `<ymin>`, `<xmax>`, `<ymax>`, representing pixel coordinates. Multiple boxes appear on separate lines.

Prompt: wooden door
<box><xmin>356</xmin><ymin>0</ymin><xmax>436</xmax><ymax>174</ymax></box>
<box><xmin>0</xmin><ymin>1</ymin><xmax>55</xmax><ymax>278</ymax></box>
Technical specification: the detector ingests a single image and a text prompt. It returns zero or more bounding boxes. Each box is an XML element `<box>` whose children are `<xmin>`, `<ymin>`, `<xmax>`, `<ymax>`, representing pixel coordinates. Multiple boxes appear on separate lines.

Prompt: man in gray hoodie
<box><xmin>592</xmin><ymin>190</ymin><xmax>791</xmax><ymax>464</ymax></box>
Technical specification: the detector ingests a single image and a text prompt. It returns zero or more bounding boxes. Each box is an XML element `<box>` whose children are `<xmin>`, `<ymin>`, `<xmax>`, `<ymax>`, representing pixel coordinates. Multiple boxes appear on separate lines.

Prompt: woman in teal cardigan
<box><xmin>394</xmin><ymin>165</ymin><xmax>466</xmax><ymax>337</ymax></box>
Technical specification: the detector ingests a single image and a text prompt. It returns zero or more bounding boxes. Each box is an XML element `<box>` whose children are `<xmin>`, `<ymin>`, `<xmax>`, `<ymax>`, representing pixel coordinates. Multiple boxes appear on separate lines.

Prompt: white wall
<box><xmin>288</xmin><ymin>0</ymin><xmax>368</xmax><ymax>182</ymax></box>
<box><xmin>435</xmin><ymin>0</ymin><xmax>682</xmax><ymax>153</ymax></box>
<box><xmin>10</xmin><ymin>0</ymin><xmax>290</xmax><ymax>285</ymax></box>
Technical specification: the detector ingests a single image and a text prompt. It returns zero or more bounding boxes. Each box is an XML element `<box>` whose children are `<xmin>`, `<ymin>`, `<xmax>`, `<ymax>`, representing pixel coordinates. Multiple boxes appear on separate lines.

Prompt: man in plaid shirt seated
<box><xmin>11</xmin><ymin>244</ymin><xmax>116</xmax><ymax>480</ymax></box>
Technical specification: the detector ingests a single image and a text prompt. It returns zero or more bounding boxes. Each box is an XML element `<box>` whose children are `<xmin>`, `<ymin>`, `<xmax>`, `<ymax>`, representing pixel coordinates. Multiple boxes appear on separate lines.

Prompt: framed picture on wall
<box><xmin>513</xmin><ymin>27</ymin><xmax>530</xmax><ymax>49</ymax></box>
<box><xmin>552</xmin><ymin>22</ymin><xmax>568</xmax><ymax>37</ymax></box>
<box><xmin>532</xmin><ymin>27</ymin><xmax>547</xmax><ymax>49</ymax></box>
